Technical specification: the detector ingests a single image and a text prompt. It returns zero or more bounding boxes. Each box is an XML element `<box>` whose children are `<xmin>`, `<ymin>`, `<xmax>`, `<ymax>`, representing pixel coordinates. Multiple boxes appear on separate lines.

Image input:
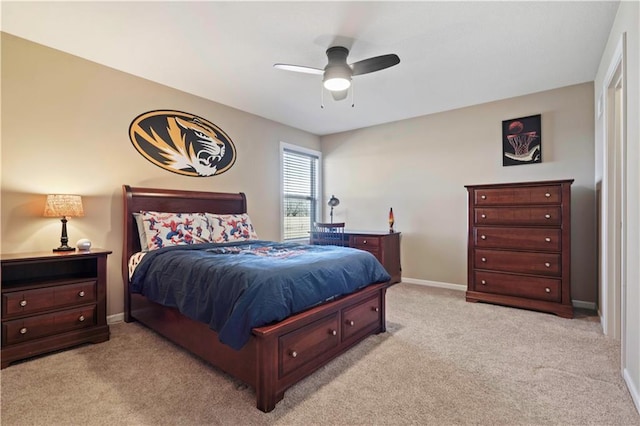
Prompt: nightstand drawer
<box><xmin>2</xmin><ymin>280</ymin><xmax>97</xmax><ymax>319</ymax></box>
<box><xmin>3</xmin><ymin>305</ymin><xmax>97</xmax><ymax>345</ymax></box>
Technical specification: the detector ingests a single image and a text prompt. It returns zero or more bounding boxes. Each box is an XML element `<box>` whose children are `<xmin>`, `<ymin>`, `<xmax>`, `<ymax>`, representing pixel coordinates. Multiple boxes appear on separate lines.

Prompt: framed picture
<box><xmin>502</xmin><ymin>114</ymin><xmax>541</xmax><ymax>166</ymax></box>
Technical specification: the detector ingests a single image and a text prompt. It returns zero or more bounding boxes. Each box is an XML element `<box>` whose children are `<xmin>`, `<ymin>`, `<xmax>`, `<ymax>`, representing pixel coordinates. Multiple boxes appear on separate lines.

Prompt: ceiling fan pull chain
<box><xmin>351</xmin><ymin>81</ymin><xmax>355</xmax><ymax>108</ymax></box>
<box><xmin>320</xmin><ymin>84</ymin><xmax>325</xmax><ymax>109</ymax></box>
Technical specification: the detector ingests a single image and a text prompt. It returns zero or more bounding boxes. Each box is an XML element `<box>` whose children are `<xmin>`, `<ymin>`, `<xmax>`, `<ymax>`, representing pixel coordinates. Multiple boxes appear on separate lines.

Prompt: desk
<box><xmin>310</xmin><ymin>230</ymin><xmax>401</xmax><ymax>284</ymax></box>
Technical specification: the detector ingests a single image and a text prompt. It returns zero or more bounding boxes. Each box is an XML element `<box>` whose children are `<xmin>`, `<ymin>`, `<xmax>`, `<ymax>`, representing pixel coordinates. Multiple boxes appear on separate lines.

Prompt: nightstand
<box><xmin>1</xmin><ymin>249</ymin><xmax>111</xmax><ymax>368</ymax></box>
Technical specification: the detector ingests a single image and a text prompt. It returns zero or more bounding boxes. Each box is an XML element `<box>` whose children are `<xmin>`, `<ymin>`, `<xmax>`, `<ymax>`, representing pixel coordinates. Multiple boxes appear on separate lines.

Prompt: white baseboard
<box><xmin>401</xmin><ymin>277</ymin><xmax>597</xmax><ymax>310</ymax></box>
<box><xmin>401</xmin><ymin>277</ymin><xmax>466</xmax><ymax>291</ymax></box>
<box><xmin>107</xmin><ymin>313</ymin><xmax>125</xmax><ymax>324</ymax></box>
<box><xmin>623</xmin><ymin>367</ymin><xmax>640</xmax><ymax>415</ymax></box>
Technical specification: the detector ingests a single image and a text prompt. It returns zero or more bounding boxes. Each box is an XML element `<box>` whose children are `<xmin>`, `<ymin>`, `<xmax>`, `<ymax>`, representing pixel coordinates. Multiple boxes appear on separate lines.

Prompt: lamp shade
<box><xmin>43</xmin><ymin>194</ymin><xmax>84</xmax><ymax>218</ymax></box>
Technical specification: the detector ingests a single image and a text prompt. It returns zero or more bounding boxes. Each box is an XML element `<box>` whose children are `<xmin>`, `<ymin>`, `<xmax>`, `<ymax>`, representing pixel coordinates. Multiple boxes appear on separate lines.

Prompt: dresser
<box><xmin>465</xmin><ymin>180</ymin><xmax>573</xmax><ymax>318</ymax></box>
<box><xmin>310</xmin><ymin>231</ymin><xmax>401</xmax><ymax>284</ymax></box>
<box><xmin>1</xmin><ymin>249</ymin><xmax>111</xmax><ymax>368</ymax></box>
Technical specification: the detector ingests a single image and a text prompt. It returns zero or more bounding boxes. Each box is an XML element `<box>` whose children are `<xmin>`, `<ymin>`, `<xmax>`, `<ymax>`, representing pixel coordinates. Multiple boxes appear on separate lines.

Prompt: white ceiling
<box><xmin>1</xmin><ymin>1</ymin><xmax>619</xmax><ymax>136</ymax></box>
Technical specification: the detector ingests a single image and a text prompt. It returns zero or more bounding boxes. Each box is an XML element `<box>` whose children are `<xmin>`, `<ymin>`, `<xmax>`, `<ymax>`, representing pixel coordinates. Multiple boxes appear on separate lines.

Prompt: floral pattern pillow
<box><xmin>207</xmin><ymin>213</ymin><xmax>259</xmax><ymax>243</ymax></box>
<box><xmin>136</xmin><ymin>211</ymin><xmax>213</xmax><ymax>251</ymax></box>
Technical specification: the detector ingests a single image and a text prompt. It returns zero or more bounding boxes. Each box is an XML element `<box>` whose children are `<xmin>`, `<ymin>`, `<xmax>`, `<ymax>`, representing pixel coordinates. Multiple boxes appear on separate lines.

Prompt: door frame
<box><xmin>599</xmin><ymin>33</ymin><xmax>627</xmax><ymax>365</ymax></box>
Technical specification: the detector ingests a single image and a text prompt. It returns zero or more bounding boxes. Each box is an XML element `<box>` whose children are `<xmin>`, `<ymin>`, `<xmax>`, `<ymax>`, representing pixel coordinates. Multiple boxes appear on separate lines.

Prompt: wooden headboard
<box><xmin>122</xmin><ymin>185</ymin><xmax>247</xmax><ymax>315</ymax></box>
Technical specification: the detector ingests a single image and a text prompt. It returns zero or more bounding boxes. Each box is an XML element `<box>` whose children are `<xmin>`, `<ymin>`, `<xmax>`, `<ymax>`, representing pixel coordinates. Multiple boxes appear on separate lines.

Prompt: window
<box><xmin>281</xmin><ymin>142</ymin><xmax>321</xmax><ymax>241</ymax></box>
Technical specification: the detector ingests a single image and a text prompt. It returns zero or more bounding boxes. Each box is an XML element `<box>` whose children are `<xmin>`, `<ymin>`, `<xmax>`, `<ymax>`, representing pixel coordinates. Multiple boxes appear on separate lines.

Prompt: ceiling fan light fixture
<box><xmin>323</xmin><ymin>77</ymin><xmax>351</xmax><ymax>91</ymax></box>
<box><xmin>323</xmin><ymin>65</ymin><xmax>352</xmax><ymax>91</ymax></box>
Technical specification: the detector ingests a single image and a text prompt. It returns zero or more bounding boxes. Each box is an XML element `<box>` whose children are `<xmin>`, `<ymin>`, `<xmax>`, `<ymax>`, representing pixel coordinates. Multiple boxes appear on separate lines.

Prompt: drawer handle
<box><xmin>481</xmin><ymin>257</ymin><xmax>487</xmax><ymax>262</ymax></box>
<box><xmin>347</xmin><ymin>320</ymin><xmax>355</xmax><ymax>326</ymax></box>
<box><xmin>481</xmin><ymin>280</ymin><xmax>487</xmax><ymax>285</ymax></box>
<box><xmin>480</xmin><ymin>235</ymin><xmax>486</xmax><ymax>240</ymax></box>
<box><xmin>20</xmin><ymin>300</ymin><xmax>27</xmax><ymax>307</ymax></box>
<box><xmin>545</xmin><ymin>214</ymin><xmax>551</xmax><ymax>219</ymax></box>
<box><xmin>372</xmin><ymin>307</ymin><xmax>379</xmax><ymax>312</ymax></box>
<box><xmin>545</xmin><ymin>193</ymin><xmax>551</xmax><ymax>198</ymax></box>
<box><xmin>481</xmin><ymin>214</ymin><xmax>486</xmax><ymax>219</ymax></box>
<box><xmin>330</xmin><ymin>329</ymin><xmax>337</xmax><ymax>336</ymax></box>
<box><xmin>362</xmin><ymin>240</ymin><xmax>367</xmax><ymax>245</ymax></box>
<box><xmin>78</xmin><ymin>291</ymin><xmax>85</xmax><ymax>297</ymax></box>
<box><xmin>545</xmin><ymin>237</ymin><xmax>552</xmax><ymax>242</ymax></box>
<box><xmin>290</xmin><ymin>350</ymin><xmax>298</xmax><ymax>358</ymax></box>
<box><xmin>545</xmin><ymin>287</ymin><xmax>551</xmax><ymax>293</ymax></box>
<box><xmin>544</xmin><ymin>262</ymin><xmax>551</xmax><ymax>268</ymax></box>
<box><xmin>79</xmin><ymin>315</ymin><xmax>85</xmax><ymax>322</ymax></box>
<box><xmin>481</xmin><ymin>195</ymin><xmax>486</xmax><ymax>200</ymax></box>
<box><xmin>20</xmin><ymin>327</ymin><xmax>27</xmax><ymax>335</ymax></box>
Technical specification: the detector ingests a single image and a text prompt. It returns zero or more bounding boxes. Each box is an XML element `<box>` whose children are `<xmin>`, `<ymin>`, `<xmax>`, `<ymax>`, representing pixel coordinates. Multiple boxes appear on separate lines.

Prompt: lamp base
<box><xmin>53</xmin><ymin>245</ymin><xmax>75</xmax><ymax>252</ymax></box>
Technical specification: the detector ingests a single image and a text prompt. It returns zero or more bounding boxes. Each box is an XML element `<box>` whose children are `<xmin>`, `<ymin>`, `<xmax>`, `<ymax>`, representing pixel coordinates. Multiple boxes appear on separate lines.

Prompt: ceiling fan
<box><xmin>274</xmin><ymin>46</ymin><xmax>400</xmax><ymax>101</ymax></box>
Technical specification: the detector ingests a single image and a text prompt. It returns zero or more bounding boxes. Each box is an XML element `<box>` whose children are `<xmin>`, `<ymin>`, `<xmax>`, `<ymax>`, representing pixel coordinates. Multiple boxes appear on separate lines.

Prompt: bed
<box><xmin>122</xmin><ymin>185</ymin><xmax>393</xmax><ymax>412</ymax></box>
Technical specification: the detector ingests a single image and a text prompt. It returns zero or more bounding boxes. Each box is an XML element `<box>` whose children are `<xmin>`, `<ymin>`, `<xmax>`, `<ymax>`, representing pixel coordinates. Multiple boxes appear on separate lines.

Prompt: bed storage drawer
<box><xmin>341</xmin><ymin>294</ymin><xmax>381</xmax><ymax>342</ymax></box>
<box><xmin>279</xmin><ymin>313</ymin><xmax>340</xmax><ymax>377</ymax></box>
<box><xmin>2</xmin><ymin>305</ymin><xmax>97</xmax><ymax>345</ymax></box>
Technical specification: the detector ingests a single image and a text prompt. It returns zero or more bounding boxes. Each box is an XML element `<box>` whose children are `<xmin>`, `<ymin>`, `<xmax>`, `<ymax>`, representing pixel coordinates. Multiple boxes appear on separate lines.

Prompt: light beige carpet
<box><xmin>1</xmin><ymin>283</ymin><xmax>638</xmax><ymax>425</ymax></box>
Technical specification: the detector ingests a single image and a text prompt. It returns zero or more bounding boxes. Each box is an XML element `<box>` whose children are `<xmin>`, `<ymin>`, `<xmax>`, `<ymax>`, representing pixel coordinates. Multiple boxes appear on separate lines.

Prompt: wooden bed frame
<box><xmin>122</xmin><ymin>185</ymin><xmax>391</xmax><ymax>412</ymax></box>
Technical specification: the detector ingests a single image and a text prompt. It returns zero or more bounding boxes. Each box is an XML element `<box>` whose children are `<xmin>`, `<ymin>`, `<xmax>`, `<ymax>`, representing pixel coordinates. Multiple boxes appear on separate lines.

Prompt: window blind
<box><xmin>283</xmin><ymin>148</ymin><xmax>319</xmax><ymax>240</ymax></box>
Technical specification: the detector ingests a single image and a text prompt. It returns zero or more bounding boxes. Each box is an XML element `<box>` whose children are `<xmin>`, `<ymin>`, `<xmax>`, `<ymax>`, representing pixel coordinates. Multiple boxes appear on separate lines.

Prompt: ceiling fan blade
<box><xmin>331</xmin><ymin>89</ymin><xmax>349</xmax><ymax>101</ymax></box>
<box><xmin>351</xmin><ymin>54</ymin><xmax>400</xmax><ymax>76</ymax></box>
<box><xmin>273</xmin><ymin>63</ymin><xmax>323</xmax><ymax>75</ymax></box>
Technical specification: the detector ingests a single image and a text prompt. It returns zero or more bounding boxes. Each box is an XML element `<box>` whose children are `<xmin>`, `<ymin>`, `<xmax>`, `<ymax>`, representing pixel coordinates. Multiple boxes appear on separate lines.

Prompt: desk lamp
<box><xmin>328</xmin><ymin>195</ymin><xmax>340</xmax><ymax>223</ymax></box>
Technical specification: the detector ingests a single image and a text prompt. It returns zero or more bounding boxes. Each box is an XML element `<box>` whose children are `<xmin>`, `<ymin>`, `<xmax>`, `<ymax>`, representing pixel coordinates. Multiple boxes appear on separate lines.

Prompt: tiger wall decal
<box><xmin>129</xmin><ymin>110</ymin><xmax>236</xmax><ymax>177</ymax></box>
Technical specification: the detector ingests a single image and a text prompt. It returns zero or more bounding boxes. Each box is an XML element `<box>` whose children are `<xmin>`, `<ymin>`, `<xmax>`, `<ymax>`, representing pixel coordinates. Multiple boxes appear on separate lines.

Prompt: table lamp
<box><xmin>43</xmin><ymin>194</ymin><xmax>84</xmax><ymax>252</ymax></box>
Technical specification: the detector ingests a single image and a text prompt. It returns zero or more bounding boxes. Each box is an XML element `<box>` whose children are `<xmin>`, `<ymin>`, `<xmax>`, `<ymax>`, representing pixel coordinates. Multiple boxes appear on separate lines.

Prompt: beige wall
<box><xmin>593</xmin><ymin>0</ymin><xmax>640</xmax><ymax>412</ymax></box>
<box><xmin>321</xmin><ymin>83</ymin><xmax>597</xmax><ymax>304</ymax></box>
<box><xmin>0</xmin><ymin>34</ymin><xmax>604</xmax><ymax>310</ymax></box>
<box><xmin>0</xmin><ymin>33</ymin><xmax>320</xmax><ymax>317</ymax></box>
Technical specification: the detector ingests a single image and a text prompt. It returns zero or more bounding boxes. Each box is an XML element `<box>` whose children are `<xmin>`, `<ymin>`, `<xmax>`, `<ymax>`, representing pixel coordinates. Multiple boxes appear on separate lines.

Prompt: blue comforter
<box><xmin>130</xmin><ymin>240</ymin><xmax>391</xmax><ymax>350</ymax></box>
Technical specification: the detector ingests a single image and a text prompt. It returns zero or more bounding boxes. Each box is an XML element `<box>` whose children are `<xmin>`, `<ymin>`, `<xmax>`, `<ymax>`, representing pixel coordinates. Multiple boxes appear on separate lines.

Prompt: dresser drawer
<box><xmin>279</xmin><ymin>313</ymin><xmax>340</xmax><ymax>378</ymax></box>
<box><xmin>3</xmin><ymin>305</ymin><xmax>97</xmax><ymax>345</ymax></box>
<box><xmin>475</xmin><ymin>207</ymin><xmax>561</xmax><ymax>226</ymax></box>
<box><xmin>475</xmin><ymin>249</ymin><xmax>561</xmax><ymax>276</ymax></box>
<box><xmin>342</xmin><ymin>294</ymin><xmax>381</xmax><ymax>342</ymax></box>
<box><xmin>474</xmin><ymin>227</ymin><xmax>561</xmax><ymax>251</ymax></box>
<box><xmin>2</xmin><ymin>280</ymin><xmax>97</xmax><ymax>319</ymax></box>
<box><xmin>350</xmin><ymin>236</ymin><xmax>381</xmax><ymax>259</ymax></box>
<box><xmin>474</xmin><ymin>271</ymin><xmax>561</xmax><ymax>302</ymax></box>
<box><xmin>350</xmin><ymin>236</ymin><xmax>380</xmax><ymax>249</ymax></box>
<box><xmin>474</xmin><ymin>185</ymin><xmax>561</xmax><ymax>206</ymax></box>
